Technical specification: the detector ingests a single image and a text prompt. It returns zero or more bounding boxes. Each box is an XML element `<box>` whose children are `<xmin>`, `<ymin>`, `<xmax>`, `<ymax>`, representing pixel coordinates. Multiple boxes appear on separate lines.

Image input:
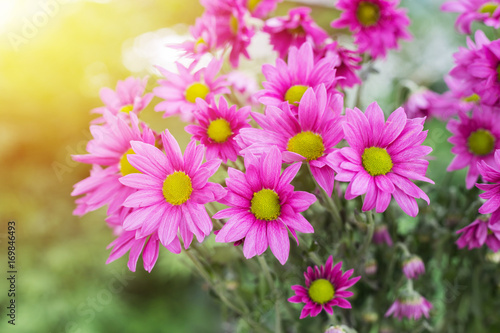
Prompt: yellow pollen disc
<box><xmin>194</xmin><ymin>37</ymin><xmax>206</xmax><ymax>52</ymax></box>
<box><xmin>284</xmin><ymin>85</ymin><xmax>309</xmax><ymax>106</ymax></box>
<box><xmin>185</xmin><ymin>82</ymin><xmax>210</xmax><ymax>104</ymax></box>
<box><xmin>479</xmin><ymin>3</ymin><xmax>499</xmax><ymax>16</ymax></box>
<box><xmin>250</xmin><ymin>189</ymin><xmax>281</xmax><ymax>221</ymax></box>
<box><xmin>462</xmin><ymin>93</ymin><xmax>480</xmax><ymax>103</ymax></box>
<box><xmin>119</xmin><ymin>148</ymin><xmax>141</xmax><ymax>176</ymax></box>
<box><xmin>362</xmin><ymin>147</ymin><xmax>393</xmax><ymax>176</ymax></box>
<box><xmin>230</xmin><ymin>15</ymin><xmax>239</xmax><ymax>35</ymax></box>
<box><xmin>468</xmin><ymin>129</ymin><xmax>495</xmax><ymax>156</ymax></box>
<box><xmin>308</xmin><ymin>279</ymin><xmax>335</xmax><ymax>304</ymax></box>
<box><xmin>120</xmin><ymin>104</ymin><xmax>134</xmax><ymax>114</ymax></box>
<box><xmin>288</xmin><ymin>25</ymin><xmax>305</xmax><ymax>35</ymax></box>
<box><xmin>287</xmin><ymin>131</ymin><xmax>325</xmax><ymax>161</ymax></box>
<box><xmin>248</xmin><ymin>0</ymin><xmax>262</xmax><ymax>12</ymax></box>
<box><xmin>497</xmin><ymin>63</ymin><xmax>500</xmax><ymax>82</ymax></box>
<box><xmin>162</xmin><ymin>171</ymin><xmax>193</xmax><ymax>206</ymax></box>
<box><xmin>207</xmin><ymin>118</ymin><xmax>233</xmax><ymax>143</ymax></box>
<box><xmin>356</xmin><ymin>1</ymin><xmax>380</xmax><ymax>26</ymax></box>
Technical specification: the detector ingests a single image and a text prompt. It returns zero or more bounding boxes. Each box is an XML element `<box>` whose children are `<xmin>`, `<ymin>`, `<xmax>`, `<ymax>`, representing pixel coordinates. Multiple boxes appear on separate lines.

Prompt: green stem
<box><xmin>307</xmin><ymin>165</ymin><xmax>342</xmax><ymax>224</ymax></box>
<box><xmin>357</xmin><ymin>210</ymin><xmax>375</xmax><ymax>266</ymax></box>
<box><xmin>257</xmin><ymin>256</ymin><xmax>282</xmax><ymax>333</ymax></box>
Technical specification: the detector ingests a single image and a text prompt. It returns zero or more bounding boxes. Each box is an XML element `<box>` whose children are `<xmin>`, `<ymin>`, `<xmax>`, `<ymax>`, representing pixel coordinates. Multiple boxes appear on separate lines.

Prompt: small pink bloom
<box><xmin>244</xmin><ymin>0</ymin><xmax>281</xmax><ymax>18</ymax></box>
<box><xmin>315</xmin><ymin>41</ymin><xmax>363</xmax><ymax>88</ymax></box>
<box><xmin>213</xmin><ymin>146</ymin><xmax>316</xmax><ymax>264</ymax></box>
<box><xmin>154</xmin><ymin>58</ymin><xmax>230</xmax><ymax>122</ymax></box>
<box><xmin>385</xmin><ymin>291</ymin><xmax>433</xmax><ymax>320</ymax></box>
<box><xmin>477</xmin><ymin>150</ymin><xmax>500</xmax><ymax>219</ymax></box>
<box><xmin>441</xmin><ymin>0</ymin><xmax>500</xmax><ymax>34</ymax></box>
<box><xmin>447</xmin><ymin>106</ymin><xmax>500</xmax><ymax>189</ymax></box>
<box><xmin>329</xmin><ymin>102</ymin><xmax>433</xmax><ymax>217</ymax></box>
<box><xmin>402</xmin><ymin>255</ymin><xmax>425</xmax><ymax>280</ymax></box>
<box><xmin>185</xmin><ymin>96</ymin><xmax>251</xmax><ymax>163</ymax></box>
<box><xmin>119</xmin><ymin>130</ymin><xmax>226</xmax><ymax>248</ymax></box>
<box><xmin>174</xmin><ymin>15</ymin><xmax>218</xmax><ymax>60</ymax></box>
<box><xmin>331</xmin><ymin>0</ymin><xmax>412</xmax><ymax>59</ymax></box>
<box><xmin>288</xmin><ymin>256</ymin><xmax>361</xmax><ymax>318</ymax></box>
<box><xmin>372</xmin><ymin>224</ymin><xmax>393</xmax><ymax>246</ymax></box>
<box><xmin>71</xmin><ymin>112</ymin><xmax>156</xmax><ymax>216</ymax></box>
<box><xmin>456</xmin><ymin>218</ymin><xmax>500</xmax><ymax>252</ymax></box>
<box><xmin>238</xmin><ymin>86</ymin><xmax>345</xmax><ymax>196</ymax></box>
<box><xmin>403</xmin><ymin>90</ymin><xmax>462</xmax><ymax>121</ymax></box>
<box><xmin>263</xmin><ymin>7</ymin><xmax>329</xmax><ymax>59</ymax></box>
<box><xmin>255</xmin><ymin>42</ymin><xmax>340</xmax><ymax>111</ymax></box>
<box><xmin>92</xmin><ymin>77</ymin><xmax>153</xmax><ymax>124</ymax></box>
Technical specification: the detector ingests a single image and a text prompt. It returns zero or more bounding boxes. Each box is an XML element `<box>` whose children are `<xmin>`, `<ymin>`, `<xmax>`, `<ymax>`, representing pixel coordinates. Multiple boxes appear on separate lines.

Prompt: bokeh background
<box><xmin>0</xmin><ymin>0</ymin><xmax>488</xmax><ymax>332</ymax></box>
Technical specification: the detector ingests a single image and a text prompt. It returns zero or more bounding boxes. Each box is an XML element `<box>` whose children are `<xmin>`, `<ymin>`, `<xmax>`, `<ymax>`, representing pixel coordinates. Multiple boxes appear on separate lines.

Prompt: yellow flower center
<box><xmin>230</xmin><ymin>15</ymin><xmax>239</xmax><ymax>35</ymax></box>
<box><xmin>284</xmin><ymin>85</ymin><xmax>309</xmax><ymax>106</ymax></box>
<box><xmin>308</xmin><ymin>279</ymin><xmax>335</xmax><ymax>304</ymax></box>
<box><xmin>479</xmin><ymin>3</ymin><xmax>499</xmax><ymax>16</ymax></box>
<box><xmin>207</xmin><ymin>118</ymin><xmax>233</xmax><ymax>143</ymax></box>
<box><xmin>120</xmin><ymin>104</ymin><xmax>134</xmax><ymax>114</ymax></box>
<box><xmin>248</xmin><ymin>0</ymin><xmax>261</xmax><ymax>12</ymax></box>
<box><xmin>497</xmin><ymin>63</ymin><xmax>500</xmax><ymax>81</ymax></box>
<box><xmin>250</xmin><ymin>189</ymin><xmax>281</xmax><ymax>221</ymax></box>
<box><xmin>362</xmin><ymin>147</ymin><xmax>393</xmax><ymax>176</ymax></box>
<box><xmin>194</xmin><ymin>37</ymin><xmax>206</xmax><ymax>52</ymax></box>
<box><xmin>185</xmin><ymin>82</ymin><xmax>210</xmax><ymax>104</ymax></box>
<box><xmin>287</xmin><ymin>131</ymin><xmax>325</xmax><ymax>161</ymax></box>
<box><xmin>119</xmin><ymin>148</ymin><xmax>141</xmax><ymax>176</ymax></box>
<box><xmin>288</xmin><ymin>25</ymin><xmax>305</xmax><ymax>35</ymax></box>
<box><xmin>462</xmin><ymin>93</ymin><xmax>480</xmax><ymax>103</ymax></box>
<box><xmin>162</xmin><ymin>171</ymin><xmax>193</xmax><ymax>206</ymax></box>
<box><xmin>468</xmin><ymin>129</ymin><xmax>495</xmax><ymax>156</ymax></box>
<box><xmin>356</xmin><ymin>1</ymin><xmax>380</xmax><ymax>26</ymax></box>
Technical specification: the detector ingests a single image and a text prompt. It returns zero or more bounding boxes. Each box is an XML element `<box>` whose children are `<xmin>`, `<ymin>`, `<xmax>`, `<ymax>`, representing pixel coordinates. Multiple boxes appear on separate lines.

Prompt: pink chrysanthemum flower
<box><xmin>154</xmin><ymin>58</ymin><xmax>230</xmax><ymax>122</ymax></box>
<box><xmin>441</xmin><ymin>0</ymin><xmax>500</xmax><ymax>34</ymax></box>
<box><xmin>402</xmin><ymin>255</ymin><xmax>425</xmax><ymax>280</ymax></box>
<box><xmin>263</xmin><ymin>7</ymin><xmax>329</xmax><ymax>59</ymax></box>
<box><xmin>447</xmin><ymin>106</ymin><xmax>500</xmax><ymax>189</ymax></box>
<box><xmin>477</xmin><ymin>150</ymin><xmax>500</xmax><ymax>219</ymax></box>
<box><xmin>329</xmin><ymin>103</ymin><xmax>433</xmax><ymax>217</ymax></box>
<box><xmin>119</xmin><ymin>130</ymin><xmax>226</xmax><ymax>248</ymax></box>
<box><xmin>227</xmin><ymin>71</ymin><xmax>260</xmax><ymax>106</ymax></box>
<box><xmin>255</xmin><ymin>42</ymin><xmax>339</xmax><ymax>111</ymax></box>
<box><xmin>174</xmin><ymin>15</ymin><xmax>218</xmax><ymax>60</ymax></box>
<box><xmin>315</xmin><ymin>41</ymin><xmax>362</xmax><ymax>89</ymax></box>
<box><xmin>106</xmin><ymin>230</ymin><xmax>181</xmax><ymax>273</ymax></box>
<box><xmin>456</xmin><ymin>218</ymin><xmax>500</xmax><ymax>252</ymax></box>
<box><xmin>331</xmin><ymin>0</ymin><xmax>411</xmax><ymax>59</ymax></box>
<box><xmin>403</xmin><ymin>90</ymin><xmax>462</xmax><ymax>121</ymax></box>
<box><xmin>185</xmin><ymin>96</ymin><xmax>251</xmax><ymax>163</ymax></box>
<box><xmin>449</xmin><ymin>30</ymin><xmax>500</xmax><ymax>106</ymax></box>
<box><xmin>245</xmin><ymin>0</ymin><xmax>281</xmax><ymax>18</ymax></box>
<box><xmin>71</xmin><ymin>112</ymin><xmax>156</xmax><ymax>216</ymax></box>
<box><xmin>238</xmin><ymin>86</ymin><xmax>344</xmax><ymax>196</ymax></box>
<box><xmin>372</xmin><ymin>224</ymin><xmax>393</xmax><ymax>246</ymax></box>
<box><xmin>92</xmin><ymin>77</ymin><xmax>153</xmax><ymax>124</ymax></box>
<box><xmin>288</xmin><ymin>256</ymin><xmax>361</xmax><ymax>319</ymax></box>
<box><xmin>385</xmin><ymin>291</ymin><xmax>433</xmax><ymax>320</ymax></box>
<box><xmin>213</xmin><ymin>146</ymin><xmax>316</xmax><ymax>265</ymax></box>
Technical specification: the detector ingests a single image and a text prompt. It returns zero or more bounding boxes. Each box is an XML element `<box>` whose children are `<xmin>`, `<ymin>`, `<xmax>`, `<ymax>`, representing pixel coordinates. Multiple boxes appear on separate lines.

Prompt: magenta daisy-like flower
<box><xmin>477</xmin><ymin>150</ymin><xmax>500</xmax><ymax>219</ymax></box>
<box><xmin>238</xmin><ymin>86</ymin><xmax>344</xmax><ymax>196</ymax></box>
<box><xmin>255</xmin><ymin>42</ymin><xmax>339</xmax><ymax>111</ymax></box>
<box><xmin>329</xmin><ymin>102</ymin><xmax>433</xmax><ymax>217</ymax></box>
<box><xmin>441</xmin><ymin>0</ymin><xmax>500</xmax><ymax>34</ymax></box>
<box><xmin>174</xmin><ymin>15</ymin><xmax>218</xmax><ymax>60</ymax></box>
<box><xmin>288</xmin><ymin>256</ymin><xmax>361</xmax><ymax>319</ymax></box>
<box><xmin>402</xmin><ymin>255</ymin><xmax>425</xmax><ymax>280</ymax></box>
<box><xmin>92</xmin><ymin>77</ymin><xmax>153</xmax><ymax>124</ymax></box>
<box><xmin>331</xmin><ymin>0</ymin><xmax>411</xmax><ymax>59</ymax></box>
<box><xmin>213</xmin><ymin>146</ymin><xmax>316</xmax><ymax>264</ymax></box>
<box><xmin>385</xmin><ymin>291</ymin><xmax>433</xmax><ymax>320</ymax></box>
<box><xmin>456</xmin><ymin>218</ymin><xmax>500</xmax><ymax>252</ymax></box>
<box><xmin>449</xmin><ymin>30</ymin><xmax>500</xmax><ymax>106</ymax></box>
<box><xmin>315</xmin><ymin>41</ymin><xmax>362</xmax><ymax>89</ymax></box>
<box><xmin>185</xmin><ymin>96</ymin><xmax>251</xmax><ymax>163</ymax></box>
<box><xmin>447</xmin><ymin>106</ymin><xmax>500</xmax><ymax>189</ymax></box>
<box><xmin>372</xmin><ymin>224</ymin><xmax>393</xmax><ymax>246</ymax></box>
<box><xmin>119</xmin><ymin>130</ymin><xmax>226</xmax><ymax>248</ymax></box>
<box><xmin>71</xmin><ymin>112</ymin><xmax>156</xmax><ymax>216</ymax></box>
<box><xmin>403</xmin><ymin>90</ymin><xmax>462</xmax><ymax>121</ymax></box>
<box><xmin>263</xmin><ymin>7</ymin><xmax>329</xmax><ymax>59</ymax></box>
<box><xmin>245</xmin><ymin>0</ymin><xmax>281</xmax><ymax>18</ymax></box>
<box><xmin>154</xmin><ymin>58</ymin><xmax>230</xmax><ymax>122</ymax></box>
